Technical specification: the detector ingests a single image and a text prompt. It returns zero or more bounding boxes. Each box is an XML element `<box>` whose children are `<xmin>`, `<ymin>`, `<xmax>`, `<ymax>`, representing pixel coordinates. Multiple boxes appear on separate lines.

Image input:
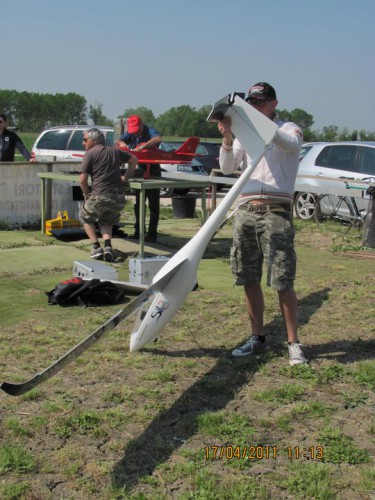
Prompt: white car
<box><xmin>158</xmin><ymin>141</ymin><xmax>207</xmax><ymax>176</ymax></box>
<box><xmin>158</xmin><ymin>141</ymin><xmax>207</xmax><ymax>195</ymax></box>
<box><xmin>31</xmin><ymin>125</ymin><xmax>114</xmax><ymax>161</ymax></box>
<box><xmin>294</xmin><ymin>141</ymin><xmax>375</xmax><ymax>219</ymax></box>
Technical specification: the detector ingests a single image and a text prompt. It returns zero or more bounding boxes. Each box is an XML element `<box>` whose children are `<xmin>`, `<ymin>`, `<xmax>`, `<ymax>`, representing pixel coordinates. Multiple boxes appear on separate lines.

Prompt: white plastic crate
<box><xmin>129</xmin><ymin>256</ymin><xmax>169</xmax><ymax>285</ymax></box>
<box><xmin>73</xmin><ymin>260</ymin><xmax>118</xmax><ymax>281</ymax></box>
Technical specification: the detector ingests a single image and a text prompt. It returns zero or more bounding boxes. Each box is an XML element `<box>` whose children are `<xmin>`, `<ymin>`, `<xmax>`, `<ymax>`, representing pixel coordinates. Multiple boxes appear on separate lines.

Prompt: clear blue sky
<box><xmin>2</xmin><ymin>0</ymin><xmax>374</xmax><ymax>132</ymax></box>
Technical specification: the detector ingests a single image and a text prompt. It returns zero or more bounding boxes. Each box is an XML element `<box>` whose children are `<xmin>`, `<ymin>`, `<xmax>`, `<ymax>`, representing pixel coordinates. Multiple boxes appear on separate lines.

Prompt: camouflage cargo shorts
<box><xmin>230</xmin><ymin>209</ymin><xmax>296</xmax><ymax>291</ymax></box>
<box><xmin>79</xmin><ymin>193</ymin><xmax>125</xmax><ymax>226</ymax></box>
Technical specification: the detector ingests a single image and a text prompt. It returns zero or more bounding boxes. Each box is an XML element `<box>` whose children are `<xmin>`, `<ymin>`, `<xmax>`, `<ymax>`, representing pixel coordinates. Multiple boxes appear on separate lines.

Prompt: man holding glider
<box><xmin>218</xmin><ymin>82</ymin><xmax>307</xmax><ymax>365</ymax></box>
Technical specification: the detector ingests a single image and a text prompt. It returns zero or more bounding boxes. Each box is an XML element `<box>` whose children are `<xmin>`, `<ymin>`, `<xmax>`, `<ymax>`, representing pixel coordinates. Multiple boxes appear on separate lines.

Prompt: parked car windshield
<box><xmin>159</xmin><ymin>142</ymin><xmax>177</xmax><ymax>151</ymax></box>
<box><xmin>105</xmin><ymin>131</ymin><xmax>114</xmax><ymax>146</ymax></box>
<box><xmin>67</xmin><ymin>131</ymin><xmax>85</xmax><ymax>151</ymax></box>
<box><xmin>66</xmin><ymin>130</ymin><xmax>114</xmax><ymax>151</ymax></box>
<box><xmin>299</xmin><ymin>144</ymin><xmax>313</xmax><ymax>161</ymax></box>
<box><xmin>35</xmin><ymin>130</ymin><xmax>71</xmax><ymax>150</ymax></box>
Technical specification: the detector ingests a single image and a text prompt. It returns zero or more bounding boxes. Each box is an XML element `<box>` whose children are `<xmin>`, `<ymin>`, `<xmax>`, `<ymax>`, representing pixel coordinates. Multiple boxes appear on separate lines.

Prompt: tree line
<box><xmin>1</xmin><ymin>89</ymin><xmax>374</xmax><ymax>142</ymax></box>
<box><xmin>0</xmin><ymin>90</ymin><xmax>113</xmax><ymax>132</ymax></box>
<box><xmin>122</xmin><ymin>105</ymin><xmax>375</xmax><ymax>142</ymax></box>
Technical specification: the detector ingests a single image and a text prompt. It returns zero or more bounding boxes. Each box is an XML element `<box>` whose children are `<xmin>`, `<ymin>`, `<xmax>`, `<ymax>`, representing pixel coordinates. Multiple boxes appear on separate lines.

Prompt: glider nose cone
<box><xmin>130</xmin><ymin>328</ymin><xmax>159</xmax><ymax>352</ymax></box>
<box><xmin>129</xmin><ymin>332</ymin><xmax>141</xmax><ymax>352</ymax></box>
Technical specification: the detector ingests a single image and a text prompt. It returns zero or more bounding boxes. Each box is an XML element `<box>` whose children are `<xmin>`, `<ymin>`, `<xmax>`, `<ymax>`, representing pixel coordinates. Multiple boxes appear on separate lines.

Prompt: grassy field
<box><xmin>19</xmin><ymin>132</ymin><xmax>37</xmax><ymax>148</ymax></box>
<box><xmin>0</xmin><ymin>206</ymin><xmax>374</xmax><ymax>499</ymax></box>
<box><xmin>14</xmin><ymin>132</ymin><xmax>37</xmax><ymax>159</ymax></box>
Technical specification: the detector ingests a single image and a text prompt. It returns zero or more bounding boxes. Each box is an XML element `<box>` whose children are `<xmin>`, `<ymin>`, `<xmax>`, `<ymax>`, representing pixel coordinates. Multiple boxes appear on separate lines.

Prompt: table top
<box><xmin>37</xmin><ymin>171</ymin><xmax>211</xmax><ymax>190</ymax></box>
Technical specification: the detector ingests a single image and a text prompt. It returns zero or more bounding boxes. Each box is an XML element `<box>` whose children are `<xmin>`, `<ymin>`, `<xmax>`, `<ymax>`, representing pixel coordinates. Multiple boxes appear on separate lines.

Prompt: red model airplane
<box><xmin>117</xmin><ymin>136</ymin><xmax>200</xmax><ymax>164</ymax></box>
<box><xmin>73</xmin><ymin>136</ymin><xmax>200</xmax><ymax>164</ymax></box>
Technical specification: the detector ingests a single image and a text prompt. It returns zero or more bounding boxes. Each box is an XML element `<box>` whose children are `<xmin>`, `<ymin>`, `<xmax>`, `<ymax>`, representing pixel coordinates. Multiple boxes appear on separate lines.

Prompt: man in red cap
<box><xmin>118</xmin><ymin>116</ymin><xmax>162</xmax><ymax>242</ymax></box>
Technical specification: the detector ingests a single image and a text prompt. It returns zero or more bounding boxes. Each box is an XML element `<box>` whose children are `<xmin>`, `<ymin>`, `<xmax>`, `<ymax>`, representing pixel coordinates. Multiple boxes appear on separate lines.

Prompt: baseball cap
<box><xmin>127</xmin><ymin>115</ymin><xmax>142</xmax><ymax>133</ymax></box>
<box><xmin>247</xmin><ymin>82</ymin><xmax>277</xmax><ymax>101</ymax></box>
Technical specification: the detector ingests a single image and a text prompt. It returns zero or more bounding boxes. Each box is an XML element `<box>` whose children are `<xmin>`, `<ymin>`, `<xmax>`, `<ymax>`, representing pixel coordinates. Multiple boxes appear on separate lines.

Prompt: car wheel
<box><xmin>294</xmin><ymin>192</ymin><xmax>317</xmax><ymax>220</ymax></box>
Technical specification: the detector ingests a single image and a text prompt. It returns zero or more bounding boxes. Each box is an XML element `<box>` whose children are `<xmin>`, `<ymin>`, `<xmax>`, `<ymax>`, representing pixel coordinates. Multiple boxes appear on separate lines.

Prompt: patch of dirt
<box><xmin>342</xmin><ymin>251</ymin><xmax>375</xmax><ymax>260</ymax></box>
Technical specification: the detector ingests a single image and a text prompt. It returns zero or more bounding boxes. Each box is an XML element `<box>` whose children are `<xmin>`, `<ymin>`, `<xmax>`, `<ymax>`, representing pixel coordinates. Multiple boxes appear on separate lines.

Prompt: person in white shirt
<box><xmin>218</xmin><ymin>82</ymin><xmax>307</xmax><ymax>365</ymax></box>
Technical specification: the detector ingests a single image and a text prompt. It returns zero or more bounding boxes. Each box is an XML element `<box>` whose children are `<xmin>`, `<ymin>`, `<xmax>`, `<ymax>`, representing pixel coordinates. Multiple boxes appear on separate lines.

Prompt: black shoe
<box><xmin>114</xmin><ymin>229</ymin><xmax>128</xmax><ymax>238</ymax></box>
<box><xmin>104</xmin><ymin>246</ymin><xmax>114</xmax><ymax>262</ymax></box>
<box><xmin>145</xmin><ymin>234</ymin><xmax>157</xmax><ymax>243</ymax></box>
<box><xmin>129</xmin><ymin>233</ymin><xmax>139</xmax><ymax>240</ymax></box>
<box><xmin>90</xmin><ymin>247</ymin><xmax>103</xmax><ymax>260</ymax></box>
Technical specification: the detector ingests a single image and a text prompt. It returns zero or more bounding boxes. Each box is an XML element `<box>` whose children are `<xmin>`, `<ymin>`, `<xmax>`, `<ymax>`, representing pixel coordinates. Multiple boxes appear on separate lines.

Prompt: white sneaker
<box><xmin>288</xmin><ymin>342</ymin><xmax>308</xmax><ymax>366</ymax></box>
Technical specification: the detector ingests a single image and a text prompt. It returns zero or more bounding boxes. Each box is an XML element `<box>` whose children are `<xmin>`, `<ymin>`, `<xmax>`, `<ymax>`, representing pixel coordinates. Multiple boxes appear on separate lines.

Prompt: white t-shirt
<box><xmin>219</xmin><ymin>120</ymin><xmax>303</xmax><ymax>204</ymax></box>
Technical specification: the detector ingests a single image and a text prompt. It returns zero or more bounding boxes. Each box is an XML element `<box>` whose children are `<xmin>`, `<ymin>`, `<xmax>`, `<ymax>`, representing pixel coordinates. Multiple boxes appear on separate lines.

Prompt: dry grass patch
<box><xmin>0</xmin><ymin>222</ymin><xmax>374</xmax><ymax>498</ymax></box>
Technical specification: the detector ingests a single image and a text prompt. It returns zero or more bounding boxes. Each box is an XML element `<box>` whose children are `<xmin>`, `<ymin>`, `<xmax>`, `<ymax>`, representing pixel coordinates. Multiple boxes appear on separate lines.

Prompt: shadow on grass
<box><xmin>309</xmin><ymin>337</ymin><xmax>375</xmax><ymax>363</ymax></box>
<box><xmin>111</xmin><ymin>287</ymin><xmax>332</xmax><ymax>489</ymax></box>
<box><xmin>153</xmin><ymin>232</ymin><xmax>233</xmax><ymax>259</ymax></box>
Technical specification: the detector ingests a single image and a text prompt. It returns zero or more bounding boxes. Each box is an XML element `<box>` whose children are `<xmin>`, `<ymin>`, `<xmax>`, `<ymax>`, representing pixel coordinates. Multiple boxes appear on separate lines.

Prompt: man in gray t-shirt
<box><xmin>79</xmin><ymin>128</ymin><xmax>137</xmax><ymax>262</ymax></box>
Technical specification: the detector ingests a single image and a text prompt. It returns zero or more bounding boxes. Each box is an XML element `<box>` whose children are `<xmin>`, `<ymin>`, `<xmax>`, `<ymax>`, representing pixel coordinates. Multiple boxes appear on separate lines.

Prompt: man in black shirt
<box><xmin>0</xmin><ymin>114</ymin><xmax>35</xmax><ymax>162</ymax></box>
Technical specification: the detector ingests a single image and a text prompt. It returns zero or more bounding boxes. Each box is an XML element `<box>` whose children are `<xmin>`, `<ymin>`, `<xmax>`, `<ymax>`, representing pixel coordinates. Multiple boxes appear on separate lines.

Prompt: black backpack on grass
<box><xmin>47</xmin><ymin>278</ymin><xmax>125</xmax><ymax>307</ymax></box>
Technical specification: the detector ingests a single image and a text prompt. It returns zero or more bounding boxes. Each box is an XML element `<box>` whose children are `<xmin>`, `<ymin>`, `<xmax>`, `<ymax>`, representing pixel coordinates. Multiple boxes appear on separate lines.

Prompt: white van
<box><xmin>31</xmin><ymin>125</ymin><xmax>114</xmax><ymax>161</ymax></box>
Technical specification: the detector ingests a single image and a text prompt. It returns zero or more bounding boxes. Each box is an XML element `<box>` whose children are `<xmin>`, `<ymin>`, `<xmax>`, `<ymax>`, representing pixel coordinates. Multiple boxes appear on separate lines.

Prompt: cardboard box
<box><xmin>73</xmin><ymin>260</ymin><xmax>118</xmax><ymax>281</ymax></box>
<box><xmin>129</xmin><ymin>256</ymin><xmax>169</xmax><ymax>285</ymax></box>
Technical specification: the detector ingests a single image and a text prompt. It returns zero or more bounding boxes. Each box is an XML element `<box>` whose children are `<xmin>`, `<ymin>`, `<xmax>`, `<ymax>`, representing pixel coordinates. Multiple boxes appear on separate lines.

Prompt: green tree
<box><xmin>0</xmin><ymin>90</ymin><xmax>88</xmax><ymax>131</ymax></box>
<box><xmin>156</xmin><ymin>105</ymin><xmax>216</xmax><ymax>137</ymax></box>
<box><xmin>320</xmin><ymin>125</ymin><xmax>339</xmax><ymax>141</ymax></box>
<box><xmin>88</xmin><ymin>102</ymin><xmax>113</xmax><ymax>126</ymax></box>
<box><xmin>194</xmin><ymin>105</ymin><xmax>221</xmax><ymax>139</ymax></box>
<box><xmin>0</xmin><ymin>90</ymin><xmax>18</xmax><ymax>124</ymax></box>
<box><xmin>60</xmin><ymin>92</ymin><xmax>87</xmax><ymax>125</ymax></box>
<box><xmin>2</xmin><ymin>88</ymin><xmax>375</xmax><ymax>141</ymax></box>
<box><xmin>358</xmin><ymin>129</ymin><xmax>375</xmax><ymax>140</ymax></box>
<box><xmin>122</xmin><ymin>106</ymin><xmax>156</xmax><ymax>125</ymax></box>
<box><xmin>15</xmin><ymin>92</ymin><xmax>47</xmax><ymax>131</ymax></box>
<box><xmin>278</xmin><ymin>108</ymin><xmax>315</xmax><ymax>141</ymax></box>
<box><xmin>338</xmin><ymin>128</ymin><xmax>358</xmax><ymax>141</ymax></box>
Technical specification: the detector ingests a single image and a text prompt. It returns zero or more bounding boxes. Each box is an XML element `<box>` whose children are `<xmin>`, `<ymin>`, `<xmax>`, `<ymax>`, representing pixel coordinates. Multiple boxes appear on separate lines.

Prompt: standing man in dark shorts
<box><xmin>117</xmin><ymin>115</ymin><xmax>162</xmax><ymax>243</ymax></box>
<box><xmin>218</xmin><ymin>82</ymin><xmax>307</xmax><ymax>365</ymax></box>
<box><xmin>79</xmin><ymin>128</ymin><xmax>137</xmax><ymax>262</ymax></box>
<box><xmin>0</xmin><ymin>114</ymin><xmax>35</xmax><ymax>162</ymax></box>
